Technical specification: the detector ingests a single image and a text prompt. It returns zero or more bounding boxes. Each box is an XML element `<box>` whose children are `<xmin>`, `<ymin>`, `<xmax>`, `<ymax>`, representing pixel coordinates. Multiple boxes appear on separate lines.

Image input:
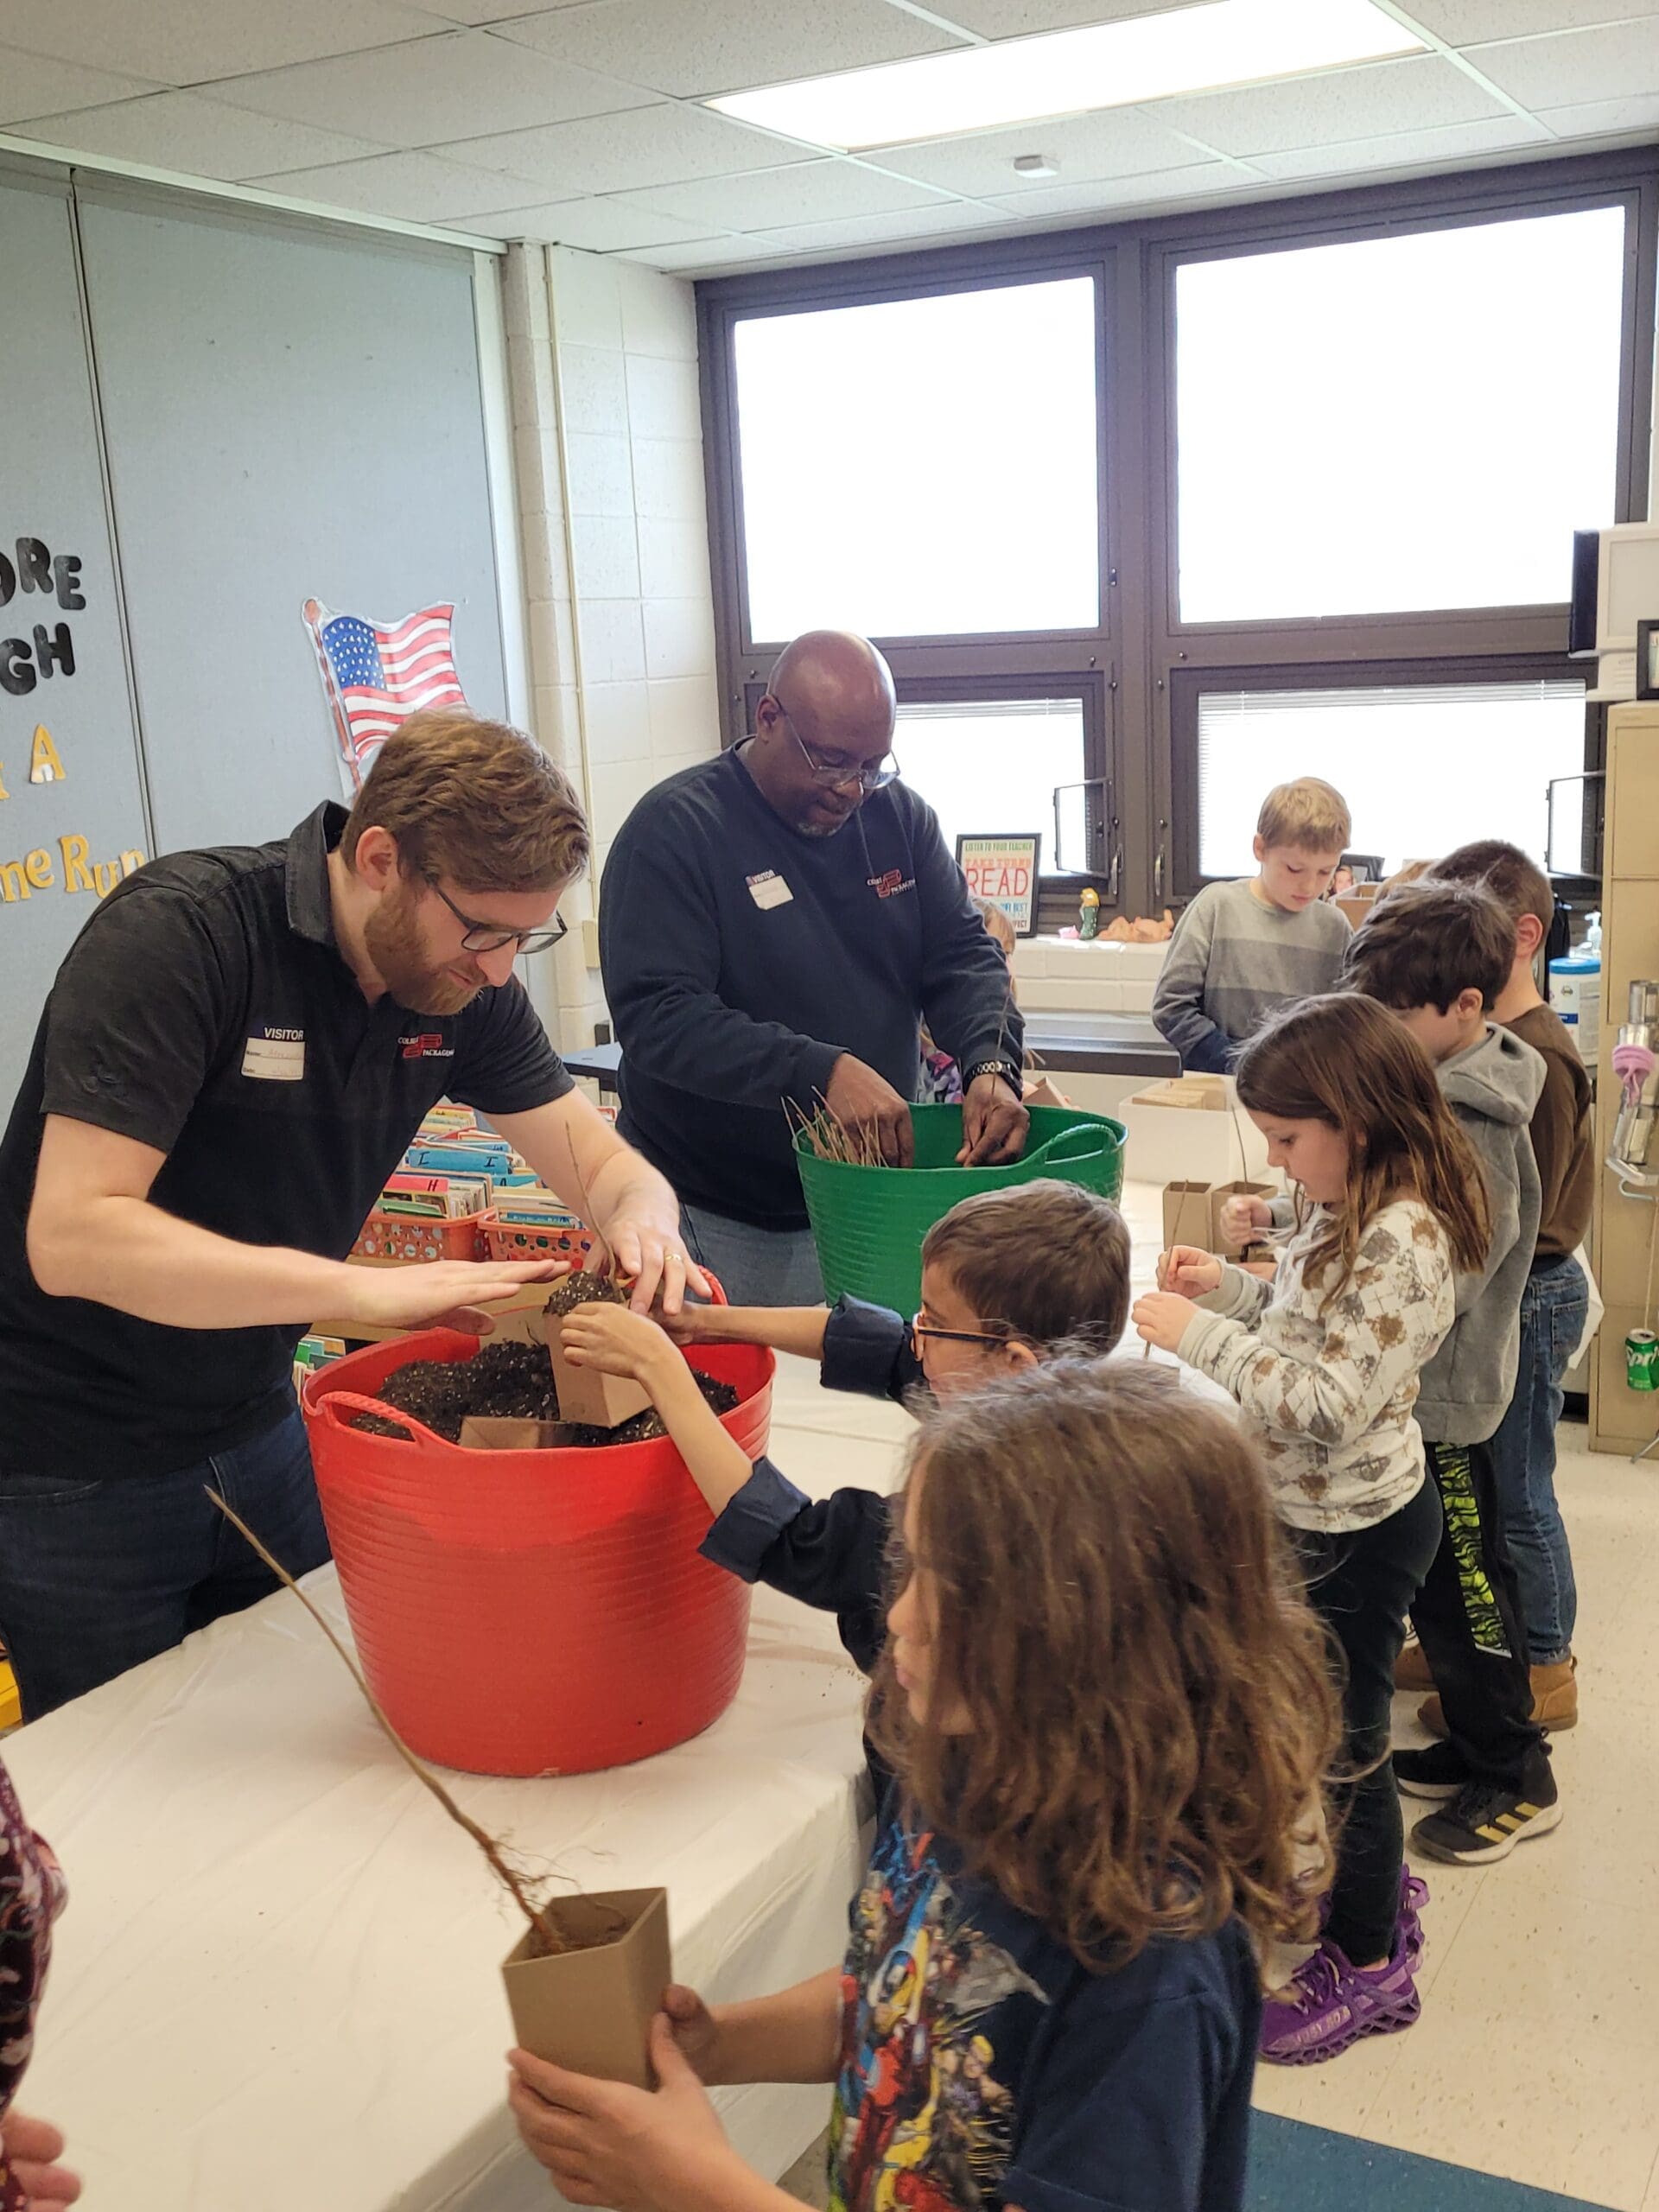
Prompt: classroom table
<box><xmin>4</xmin><ymin>1186</ymin><xmax>1193</xmax><ymax>2212</ymax></box>
<box><xmin>3</xmin><ymin>1357</ymin><xmax>912</xmax><ymax>2212</ymax></box>
<box><xmin>559</xmin><ymin>1017</ymin><xmax>1179</xmax><ymax>1098</ymax></box>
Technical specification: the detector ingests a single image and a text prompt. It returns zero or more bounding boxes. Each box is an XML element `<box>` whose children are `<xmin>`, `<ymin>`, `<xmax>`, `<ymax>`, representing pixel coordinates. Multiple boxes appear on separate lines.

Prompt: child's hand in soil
<box><xmin>1156</xmin><ymin>1244</ymin><xmax>1224</xmax><ymax>1297</ymax></box>
<box><xmin>559</xmin><ymin>1304</ymin><xmax>681</xmax><ymax>1390</ymax></box>
<box><xmin>1133</xmin><ymin>1290</ymin><xmax>1200</xmax><ymax>1354</ymax></box>
<box><xmin>508</xmin><ymin>2014</ymin><xmax>735</xmax><ymax>2212</ymax></box>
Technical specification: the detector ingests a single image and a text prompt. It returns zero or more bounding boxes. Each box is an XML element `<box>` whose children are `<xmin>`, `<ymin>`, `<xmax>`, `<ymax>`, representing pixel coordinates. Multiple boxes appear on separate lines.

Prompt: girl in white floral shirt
<box><xmin>1134</xmin><ymin>993</ymin><xmax>1489</xmax><ymax>2069</ymax></box>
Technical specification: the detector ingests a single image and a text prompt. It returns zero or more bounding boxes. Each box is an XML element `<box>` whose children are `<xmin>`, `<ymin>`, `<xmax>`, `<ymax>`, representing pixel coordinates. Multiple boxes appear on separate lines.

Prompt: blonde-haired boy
<box><xmin>1152</xmin><ymin>777</ymin><xmax>1353</xmax><ymax>1074</ymax></box>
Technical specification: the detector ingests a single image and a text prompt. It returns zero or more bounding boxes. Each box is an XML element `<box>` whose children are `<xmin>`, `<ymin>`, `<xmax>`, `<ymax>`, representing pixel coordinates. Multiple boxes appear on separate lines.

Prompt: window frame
<box><xmin>699</xmin><ymin>147</ymin><xmax>1659</xmax><ymax>923</ymax></box>
<box><xmin>1169</xmin><ymin>651</ymin><xmax>1595</xmax><ymax>899</ymax></box>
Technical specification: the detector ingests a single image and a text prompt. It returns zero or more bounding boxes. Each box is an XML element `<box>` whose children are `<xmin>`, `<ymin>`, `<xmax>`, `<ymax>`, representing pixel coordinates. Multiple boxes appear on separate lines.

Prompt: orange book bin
<box><xmin>301</xmin><ymin>1318</ymin><xmax>772</xmax><ymax>1777</ymax></box>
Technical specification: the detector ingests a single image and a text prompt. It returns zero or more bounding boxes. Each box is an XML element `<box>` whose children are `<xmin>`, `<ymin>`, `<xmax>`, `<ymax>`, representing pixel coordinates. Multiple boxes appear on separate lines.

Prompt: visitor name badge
<box><xmin>747</xmin><ymin>869</ymin><xmax>793</xmax><ymax>912</ymax></box>
<box><xmin>242</xmin><ymin>1025</ymin><xmax>305</xmax><ymax>1081</ymax></box>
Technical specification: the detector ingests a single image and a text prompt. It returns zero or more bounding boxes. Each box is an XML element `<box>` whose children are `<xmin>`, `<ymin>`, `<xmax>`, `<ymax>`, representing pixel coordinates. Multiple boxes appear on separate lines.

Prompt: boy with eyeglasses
<box><xmin>555</xmin><ymin>1179</ymin><xmax>1132</xmax><ymax>1673</ymax></box>
<box><xmin>600</xmin><ymin>630</ymin><xmax>1027</xmax><ymax>1307</ymax></box>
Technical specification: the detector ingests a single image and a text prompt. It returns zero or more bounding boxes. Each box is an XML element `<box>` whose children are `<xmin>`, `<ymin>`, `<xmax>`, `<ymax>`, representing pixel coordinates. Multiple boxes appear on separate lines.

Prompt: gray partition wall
<box><xmin>77</xmin><ymin>182</ymin><xmax>508</xmax><ymax>856</ymax></box>
<box><xmin>0</xmin><ymin>166</ymin><xmax>153</xmax><ymax>1104</ymax></box>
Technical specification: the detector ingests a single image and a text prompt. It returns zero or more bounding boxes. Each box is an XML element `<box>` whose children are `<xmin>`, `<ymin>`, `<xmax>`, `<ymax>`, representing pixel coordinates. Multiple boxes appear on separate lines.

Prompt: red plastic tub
<box><xmin>301</xmin><ymin>1323</ymin><xmax>772</xmax><ymax>1777</ymax></box>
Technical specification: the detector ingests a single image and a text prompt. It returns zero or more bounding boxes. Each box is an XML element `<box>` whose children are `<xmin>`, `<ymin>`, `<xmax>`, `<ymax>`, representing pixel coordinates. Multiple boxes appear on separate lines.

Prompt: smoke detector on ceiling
<box><xmin>1012</xmin><ymin>154</ymin><xmax>1060</xmax><ymax>178</ymax></box>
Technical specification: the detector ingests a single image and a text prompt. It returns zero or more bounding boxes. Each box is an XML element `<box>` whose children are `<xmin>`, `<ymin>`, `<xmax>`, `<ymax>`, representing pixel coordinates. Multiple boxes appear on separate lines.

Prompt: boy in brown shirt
<box><xmin>1413</xmin><ymin>841</ymin><xmax>1592</xmax><ymax>1727</ymax></box>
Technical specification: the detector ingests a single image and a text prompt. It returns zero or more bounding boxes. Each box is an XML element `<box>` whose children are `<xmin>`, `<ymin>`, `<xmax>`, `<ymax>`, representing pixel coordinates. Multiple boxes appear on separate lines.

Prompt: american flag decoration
<box><xmin>302</xmin><ymin>597</ymin><xmax>467</xmax><ymax>793</ymax></box>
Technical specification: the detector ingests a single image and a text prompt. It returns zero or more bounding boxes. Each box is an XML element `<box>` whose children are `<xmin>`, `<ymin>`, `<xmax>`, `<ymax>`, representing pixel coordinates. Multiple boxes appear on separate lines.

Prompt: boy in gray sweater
<box><xmin>1343</xmin><ymin>880</ymin><xmax>1556</xmax><ymax>1867</ymax></box>
<box><xmin>1153</xmin><ymin>777</ymin><xmax>1352</xmax><ymax>1072</ymax></box>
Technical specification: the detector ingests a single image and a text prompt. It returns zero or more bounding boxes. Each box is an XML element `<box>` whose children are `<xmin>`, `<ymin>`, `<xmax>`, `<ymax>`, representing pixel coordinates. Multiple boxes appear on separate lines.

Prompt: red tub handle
<box><xmin>315</xmin><ymin>1388</ymin><xmax>452</xmax><ymax>1451</ymax></box>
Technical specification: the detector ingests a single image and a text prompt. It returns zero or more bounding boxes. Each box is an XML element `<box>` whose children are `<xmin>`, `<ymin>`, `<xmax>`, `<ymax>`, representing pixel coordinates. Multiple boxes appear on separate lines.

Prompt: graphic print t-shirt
<box><xmin>828</xmin><ymin>1819</ymin><xmax>1261</xmax><ymax>2212</ymax></box>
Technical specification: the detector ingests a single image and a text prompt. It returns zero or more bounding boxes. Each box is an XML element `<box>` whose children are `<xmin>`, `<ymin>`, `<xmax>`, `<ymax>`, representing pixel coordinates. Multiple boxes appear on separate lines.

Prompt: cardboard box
<box><xmin>459</xmin><ymin>1416</ymin><xmax>580</xmax><ymax>1450</ymax></box>
<box><xmin>502</xmin><ymin>1887</ymin><xmax>671</xmax><ymax>2090</ymax></box>
<box><xmin>1209</xmin><ymin>1179</ymin><xmax>1278</xmax><ymax>1258</ymax></box>
<box><xmin>1121</xmin><ymin>1080</ymin><xmax>1270</xmax><ymax>1187</ymax></box>
<box><xmin>1162</xmin><ymin>1180</ymin><xmax>1214</xmax><ymax>1250</ymax></box>
<box><xmin>548</xmin><ymin>1341</ymin><xmax>652</xmax><ymax>1427</ymax></box>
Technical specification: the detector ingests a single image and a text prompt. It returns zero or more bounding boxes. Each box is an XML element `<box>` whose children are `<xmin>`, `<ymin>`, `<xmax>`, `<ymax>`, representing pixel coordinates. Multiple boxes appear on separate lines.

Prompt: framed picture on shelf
<box><xmin>1637</xmin><ymin>619</ymin><xmax>1659</xmax><ymax>701</ymax></box>
<box><xmin>956</xmin><ymin>834</ymin><xmax>1040</xmax><ymax>938</ymax></box>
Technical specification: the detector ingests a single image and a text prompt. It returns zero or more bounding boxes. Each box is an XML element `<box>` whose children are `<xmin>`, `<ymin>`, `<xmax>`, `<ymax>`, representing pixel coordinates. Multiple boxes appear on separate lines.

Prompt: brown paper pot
<box><xmin>502</xmin><ymin>1888</ymin><xmax>671</xmax><ymax>2090</ymax></box>
<box><xmin>1162</xmin><ymin>1179</ymin><xmax>1213</xmax><ymax>1250</ymax></box>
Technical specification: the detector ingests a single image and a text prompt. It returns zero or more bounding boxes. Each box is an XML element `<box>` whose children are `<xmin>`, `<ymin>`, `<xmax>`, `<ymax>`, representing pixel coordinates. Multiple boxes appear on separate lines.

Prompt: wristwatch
<box><xmin>963</xmin><ymin>1058</ymin><xmax>1021</xmax><ymax>1091</ymax></box>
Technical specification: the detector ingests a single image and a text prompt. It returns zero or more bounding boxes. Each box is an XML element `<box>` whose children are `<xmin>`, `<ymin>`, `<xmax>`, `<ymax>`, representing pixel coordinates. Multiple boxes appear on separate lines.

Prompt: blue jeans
<box><xmin>0</xmin><ymin>1404</ymin><xmax>330</xmax><ymax>1719</ymax></box>
<box><xmin>1488</xmin><ymin>1255</ymin><xmax>1588</xmax><ymax>1666</ymax></box>
<box><xmin>679</xmin><ymin>1204</ymin><xmax>825</xmax><ymax>1307</ymax></box>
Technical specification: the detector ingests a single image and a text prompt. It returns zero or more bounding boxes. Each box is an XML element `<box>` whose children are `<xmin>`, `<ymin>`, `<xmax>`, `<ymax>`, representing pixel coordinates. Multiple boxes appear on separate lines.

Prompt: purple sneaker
<box><xmin>1316</xmin><ymin>1867</ymin><xmax>1430</xmax><ymax>1967</ymax></box>
<box><xmin>1259</xmin><ymin>1929</ymin><xmax>1421</xmax><ymax>2065</ymax></box>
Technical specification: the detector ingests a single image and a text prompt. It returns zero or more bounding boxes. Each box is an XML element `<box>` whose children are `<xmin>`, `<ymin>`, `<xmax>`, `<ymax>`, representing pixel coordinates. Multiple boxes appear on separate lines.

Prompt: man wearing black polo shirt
<box><xmin>0</xmin><ymin>709</ymin><xmax>695</xmax><ymax>1719</ymax></box>
<box><xmin>601</xmin><ymin>631</ymin><xmax>1027</xmax><ymax>1305</ymax></box>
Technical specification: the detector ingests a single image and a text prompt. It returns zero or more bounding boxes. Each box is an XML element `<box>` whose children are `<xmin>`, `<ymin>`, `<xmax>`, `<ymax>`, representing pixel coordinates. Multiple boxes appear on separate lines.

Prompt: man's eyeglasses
<box><xmin>910</xmin><ymin>1311</ymin><xmax>1014</xmax><ymax>1353</ymax></box>
<box><xmin>429</xmin><ymin>880</ymin><xmax>568</xmax><ymax>957</ymax></box>
<box><xmin>777</xmin><ymin>705</ymin><xmax>899</xmax><ymax>794</ymax></box>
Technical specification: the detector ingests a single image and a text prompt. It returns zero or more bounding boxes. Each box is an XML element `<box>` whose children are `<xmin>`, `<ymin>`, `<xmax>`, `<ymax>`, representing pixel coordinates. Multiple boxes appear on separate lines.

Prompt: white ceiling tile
<box><xmin>8</xmin><ymin>91</ymin><xmax>391</xmax><ymax>177</ymax></box>
<box><xmin>242</xmin><ymin>147</ymin><xmax>551</xmax><ymax>219</ymax></box>
<box><xmin>418</xmin><ymin>0</ymin><xmax>577</xmax><ymax>17</ymax></box>
<box><xmin>930</xmin><ymin>0</ymin><xmax>1214</xmax><ymax>30</ymax></box>
<box><xmin>441</xmin><ymin>194</ymin><xmax>722</xmax><ymax>247</ymax></box>
<box><xmin>204</xmin><ymin>29</ymin><xmax>651</xmax><ymax>145</ymax></box>
<box><xmin>611</xmin><ymin>235</ymin><xmax>773</xmax><ymax>272</ymax></box>
<box><xmin>749</xmin><ymin>201</ymin><xmax>1018</xmax><ymax>252</ymax></box>
<box><xmin>0</xmin><ymin>0</ymin><xmax>451</xmax><ymax>87</ymax></box>
<box><xmin>491</xmin><ymin>0</ymin><xmax>963</xmax><ymax>99</ymax></box>
<box><xmin>1459</xmin><ymin>19</ymin><xmax>1659</xmax><ymax>106</ymax></box>
<box><xmin>1394</xmin><ymin>0</ymin><xmax>1659</xmax><ymax>43</ymax></box>
<box><xmin>871</xmin><ymin>100</ymin><xmax>1230</xmax><ymax>196</ymax></box>
<box><xmin>613</xmin><ymin>158</ymin><xmax>956</xmax><ymax>232</ymax></box>
<box><xmin>0</xmin><ymin>46</ymin><xmax>158</xmax><ymax>122</ymax></box>
<box><xmin>1535</xmin><ymin>87</ymin><xmax>1659</xmax><ymax>139</ymax></box>
<box><xmin>1249</xmin><ymin>112</ymin><xmax>1552</xmax><ymax>180</ymax></box>
<box><xmin>980</xmin><ymin>162</ymin><xmax>1243</xmax><ymax>217</ymax></box>
<box><xmin>433</xmin><ymin>98</ymin><xmax>810</xmax><ymax>193</ymax></box>
<box><xmin>1152</xmin><ymin>53</ymin><xmax>1505</xmax><ymax>156</ymax></box>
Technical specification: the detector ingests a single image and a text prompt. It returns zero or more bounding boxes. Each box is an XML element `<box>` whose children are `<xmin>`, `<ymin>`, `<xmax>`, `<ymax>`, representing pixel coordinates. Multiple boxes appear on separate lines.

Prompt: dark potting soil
<box><xmin>352</xmin><ymin>1338</ymin><xmax>739</xmax><ymax>1448</ymax></box>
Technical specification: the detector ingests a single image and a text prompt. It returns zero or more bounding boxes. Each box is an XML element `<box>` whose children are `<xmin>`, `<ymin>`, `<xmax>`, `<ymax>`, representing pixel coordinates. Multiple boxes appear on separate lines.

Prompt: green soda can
<box><xmin>1627</xmin><ymin>1329</ymin><xmax>1659</xmax><ymax>1391</ymax></box>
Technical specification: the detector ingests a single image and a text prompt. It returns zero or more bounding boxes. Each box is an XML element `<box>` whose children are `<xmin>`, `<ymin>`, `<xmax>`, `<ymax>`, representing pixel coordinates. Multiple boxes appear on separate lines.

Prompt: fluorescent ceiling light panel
<box><xmin>709</xmin><ymin>0</ymin><xmax>1424</xmax><ymax>151</ymax></box>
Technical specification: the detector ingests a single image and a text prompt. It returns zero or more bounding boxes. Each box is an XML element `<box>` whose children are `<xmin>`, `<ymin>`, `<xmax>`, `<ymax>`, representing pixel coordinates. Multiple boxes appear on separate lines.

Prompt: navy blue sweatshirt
<box><xmin>599</xmin><ymin>747</ymin><xmax>1022</xmax><ymax>1228</ymax></box>
<box><xmin>699</xmin><ymin>1296</ymin><xmax>916</xmax><ymax>1673</ymax></box>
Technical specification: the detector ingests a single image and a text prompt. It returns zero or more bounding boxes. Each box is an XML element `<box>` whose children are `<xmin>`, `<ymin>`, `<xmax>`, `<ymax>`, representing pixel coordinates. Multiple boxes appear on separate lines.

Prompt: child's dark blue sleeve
<box><xmin>821</xmin><ymin>1296</ymin><xmax>925</xmax><ymax>1405</ymax></box>
<box><xmin>698</xmin><ymin>1459</ymin><xmax>893</xmax><ymax>1674</ymax></box>
<box><xmin>1002</xmin><ymin>1968</ymin><xmax>1256</xmax><ymax>2212</ymax></box>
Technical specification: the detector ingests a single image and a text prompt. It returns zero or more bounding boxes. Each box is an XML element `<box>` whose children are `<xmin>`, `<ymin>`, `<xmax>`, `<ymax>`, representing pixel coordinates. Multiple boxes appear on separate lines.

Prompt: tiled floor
<box><xmin>766</xmin><ymin>1181</ymin><xmax>1659</xmax><ymax>2211</ymax></box>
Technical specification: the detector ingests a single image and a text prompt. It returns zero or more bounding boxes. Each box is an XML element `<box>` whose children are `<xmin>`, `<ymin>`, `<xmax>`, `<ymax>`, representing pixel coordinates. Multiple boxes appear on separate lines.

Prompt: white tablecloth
<box><xmin>3</xmin><ymin>1184</ymin><xmax>1186</xmax><ymax>2212</ymax></box>
<box><xmin>3</xmin><ymin>1356</ymin><xmax>914</xmax><ymax>2212</ymax></box>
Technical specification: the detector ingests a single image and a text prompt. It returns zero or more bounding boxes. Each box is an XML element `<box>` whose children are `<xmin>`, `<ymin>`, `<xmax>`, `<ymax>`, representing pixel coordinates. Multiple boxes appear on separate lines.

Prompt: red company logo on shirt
<box><xmin>868</xmin><ymin>868</ymin><xmax>916</xmax><ymax>900</ymax></box>
<box><xmin>399</xmin><ymin>1032</ymin><xmax>455</xmax><ymax>1060</ymax></box>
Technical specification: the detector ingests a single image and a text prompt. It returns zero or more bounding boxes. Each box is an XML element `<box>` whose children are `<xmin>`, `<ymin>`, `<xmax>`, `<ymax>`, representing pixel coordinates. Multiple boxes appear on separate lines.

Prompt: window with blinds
<box><xmin>1195</xmin><ymin>677</ymin><xmax>1588</xmax><ymax>877</ymax></box>
<box><xmin>893</xmin><ymin>696</ymin><xmax>1087</xmax><ymax>861</ymax></box>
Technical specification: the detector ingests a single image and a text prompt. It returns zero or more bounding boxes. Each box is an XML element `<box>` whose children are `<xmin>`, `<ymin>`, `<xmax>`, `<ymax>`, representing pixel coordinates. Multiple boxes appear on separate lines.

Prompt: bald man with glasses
<box><xmin>601</xmin><ymin>630</ymin><xmax>1027</xmax><ymax>1303</ymax></box>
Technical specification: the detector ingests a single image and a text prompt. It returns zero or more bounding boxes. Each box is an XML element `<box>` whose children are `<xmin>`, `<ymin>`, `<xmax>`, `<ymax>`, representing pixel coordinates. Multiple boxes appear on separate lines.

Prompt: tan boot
<box><xmin>1395</xmin><ymin>1640</ymin><xmax>1435</xmax><ymax>1694</ymax></box>
<box><xmin>1417</xmin><ymin>1655</ymin><xmax>1578</xmax><ymax>1740</ymax></box>
<box><xmin>1530</xmin><ymin>1657</ymin><xmax>1579</xmax><ymax>1731</ymax></box>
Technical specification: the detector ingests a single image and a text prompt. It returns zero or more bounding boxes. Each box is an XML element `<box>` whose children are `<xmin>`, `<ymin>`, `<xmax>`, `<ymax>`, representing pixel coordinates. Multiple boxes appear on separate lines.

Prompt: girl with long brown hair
<box><xmin>508</xmin><ymin>1363</ymin><xmax>1338</xmax><ymax>2212</ymax></box>
<box><xmin>1134</xmin><ymin>991</ymin><xmax>1490</xmax><ymax>2066</ymax></box>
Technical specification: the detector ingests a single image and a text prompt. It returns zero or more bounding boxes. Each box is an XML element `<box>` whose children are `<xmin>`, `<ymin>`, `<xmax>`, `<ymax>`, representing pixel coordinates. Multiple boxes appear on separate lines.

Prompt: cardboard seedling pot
<box><xmin>547</xmin><ymin>1338</ymin><xmax>653</xmax><ymax>1428</ymax></box>
<box><xmin>1162</xmin><ymin>1179</ymin><xmax>1214</xmax><ymax>1250</ymax></box>
<box><xmin>458</xmin><ymin>1415</ymin><xmax>581</xmax><ymax>1451</ymax></box>
<box><xmin>502</xmin><ymin>1887</ymin><xmax>671</xmax><ymax>2090</ymax></box>
<box><xmin>1209</xmin><ymin>1179</ymin><xmax>1277</xmax><ymax>1259</ymax></box>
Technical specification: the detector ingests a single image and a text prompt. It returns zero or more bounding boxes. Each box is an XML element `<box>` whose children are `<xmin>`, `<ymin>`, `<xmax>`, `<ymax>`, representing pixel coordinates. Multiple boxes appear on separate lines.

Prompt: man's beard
<box><xmin>365</xmin><ymin>881</ymin><xmax>482</xmax><ymax>1015</ymax></box>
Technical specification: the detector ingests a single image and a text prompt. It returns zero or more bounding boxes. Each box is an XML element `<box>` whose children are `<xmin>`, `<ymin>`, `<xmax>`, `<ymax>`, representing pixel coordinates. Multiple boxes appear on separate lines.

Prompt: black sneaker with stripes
<box><xmin>1409</xmin><ymin>1777</ymin><xmax>1561</xmax><ymax>1866</ymax></box>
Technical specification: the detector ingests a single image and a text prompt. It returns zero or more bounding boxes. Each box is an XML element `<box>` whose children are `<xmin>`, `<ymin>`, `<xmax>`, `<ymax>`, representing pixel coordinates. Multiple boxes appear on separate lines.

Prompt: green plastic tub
<box><xmin>795</xmin><ymin>1103</ymin><xmax>1128</xmax><ymax>1319</ymax></box>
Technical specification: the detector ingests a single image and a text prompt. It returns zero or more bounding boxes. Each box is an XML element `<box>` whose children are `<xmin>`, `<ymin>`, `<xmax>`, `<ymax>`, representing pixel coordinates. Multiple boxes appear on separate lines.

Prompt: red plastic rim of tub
<box><xmin>301</xmin><ymin>1325</ymin><xmax>773</xmax><ymax>1777</ymax></box>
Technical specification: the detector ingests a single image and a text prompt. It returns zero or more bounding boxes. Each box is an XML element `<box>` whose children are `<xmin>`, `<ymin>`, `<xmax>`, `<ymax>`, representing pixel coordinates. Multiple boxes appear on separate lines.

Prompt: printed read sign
<box><xmin>956</xmin><ymin>833</ymin><xmax>1040</xmax><ymax>938</ymax></box>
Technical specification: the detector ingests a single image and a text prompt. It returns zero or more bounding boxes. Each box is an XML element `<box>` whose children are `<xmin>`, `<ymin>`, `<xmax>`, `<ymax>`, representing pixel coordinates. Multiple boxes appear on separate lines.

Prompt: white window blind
<box><xmin>895</xmin><ymin>696</ymin><xmax>1086</xmax><ymax>863</ymax></box>
<box><xmin>1196</xmin><ymin>677</ymin><xmax>1587</xmax><ymax>878</ymax></box>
